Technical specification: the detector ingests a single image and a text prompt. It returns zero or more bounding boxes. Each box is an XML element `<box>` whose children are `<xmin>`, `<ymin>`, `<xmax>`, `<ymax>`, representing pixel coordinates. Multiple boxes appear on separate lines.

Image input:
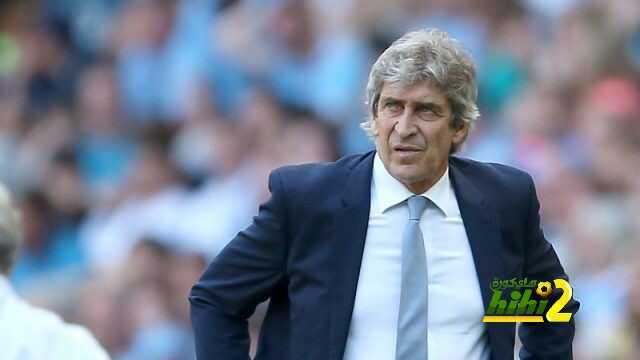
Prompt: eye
<box><xmin>417</xmin><ymin>106</ymin><xmax>434</xmax><ymax>114</ymax></box>
<box><xmin>382</xmin><ymin>101</ymin><xmax>402</xmax><ymax>112</ymax></box>
<box><xmin>417</xmin><ymin>106</ymin><xmax>441</xmax><ymax>120</ymax></box>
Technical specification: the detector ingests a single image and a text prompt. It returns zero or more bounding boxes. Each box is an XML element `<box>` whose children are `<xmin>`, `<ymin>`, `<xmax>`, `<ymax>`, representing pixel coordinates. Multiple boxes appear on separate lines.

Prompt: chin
<box><xmin>390</xmin><ymin>164</ymin><xmax>425</xmax><ymax>182</ymax></box>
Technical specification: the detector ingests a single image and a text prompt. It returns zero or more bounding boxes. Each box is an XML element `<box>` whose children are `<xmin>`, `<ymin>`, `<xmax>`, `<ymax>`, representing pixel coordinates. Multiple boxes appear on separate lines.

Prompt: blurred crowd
<box><xmin>0</xmin><ymin>0</ymin><xmax>639</xmax><ymax>358</ymax></box>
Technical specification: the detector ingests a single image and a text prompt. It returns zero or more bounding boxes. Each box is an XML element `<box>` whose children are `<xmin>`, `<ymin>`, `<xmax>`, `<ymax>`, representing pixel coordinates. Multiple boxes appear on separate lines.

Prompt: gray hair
<box><xmin>0</xmin><ymin>183</ymin><xmax>21</xmax><ymax>274</ymax></box>
<box><xmin>361</xmin><ymin>28</ymin><xmax>480</xmax><ymax>153</ymax></box>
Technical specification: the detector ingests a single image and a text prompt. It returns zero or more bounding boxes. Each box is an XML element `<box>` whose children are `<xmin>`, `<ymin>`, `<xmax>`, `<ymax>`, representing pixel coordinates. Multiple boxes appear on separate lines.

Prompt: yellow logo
<box><xmin>482</xmin><ymin>278</ymin><xmax>574</xmax><ymax>323</ymax></box>
<box><xmin>535</xmin><ymin>281</ymin><xmax>553</xmax><ymax>298</ymax></box>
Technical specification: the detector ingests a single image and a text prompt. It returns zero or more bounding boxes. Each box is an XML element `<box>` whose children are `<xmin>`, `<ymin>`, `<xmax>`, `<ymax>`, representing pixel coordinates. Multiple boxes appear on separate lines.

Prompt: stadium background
<box><xmin>0</xmin><ymin>0</ymin><xmax>639</xmax><ymax>358</ymax></box>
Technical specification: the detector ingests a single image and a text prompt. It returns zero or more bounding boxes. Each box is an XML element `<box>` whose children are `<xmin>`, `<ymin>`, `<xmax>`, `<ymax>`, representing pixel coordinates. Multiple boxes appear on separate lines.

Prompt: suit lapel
<box><xmin>448</xmin><ymin>158</ymin><xmax>506</xmax><ymax>307</ymax></box>
<box><xmin>329</xmin><ymin>151</ymin><xmax>375</xmax><ymax>360</ymax></box>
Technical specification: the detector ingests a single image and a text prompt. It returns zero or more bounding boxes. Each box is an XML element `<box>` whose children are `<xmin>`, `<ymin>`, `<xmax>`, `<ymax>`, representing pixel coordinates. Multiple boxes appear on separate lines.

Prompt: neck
<box><xmin>401</xmin><ymin>166</ymin><xmax>447</xmax><ymax>195</ymax></box>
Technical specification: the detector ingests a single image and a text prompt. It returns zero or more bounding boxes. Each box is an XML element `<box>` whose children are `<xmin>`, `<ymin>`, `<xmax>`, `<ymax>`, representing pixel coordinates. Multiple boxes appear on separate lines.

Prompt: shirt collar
<box><xmin>373</xmin><ymin>152</ymin><xmax>451</xmax><ymax>217</ymax></box>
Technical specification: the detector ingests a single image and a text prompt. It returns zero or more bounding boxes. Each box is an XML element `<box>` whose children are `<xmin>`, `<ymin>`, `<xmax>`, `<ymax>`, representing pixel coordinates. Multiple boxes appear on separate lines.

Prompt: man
<box><xmin>190</xmin><ymin>29</ymin><xmax>579</xmax><ymax>360</ymax></box>
<box><xmin>0</xmin><ymin>183</ymin><xmax>111</xmax><ymax>360</ymax></box>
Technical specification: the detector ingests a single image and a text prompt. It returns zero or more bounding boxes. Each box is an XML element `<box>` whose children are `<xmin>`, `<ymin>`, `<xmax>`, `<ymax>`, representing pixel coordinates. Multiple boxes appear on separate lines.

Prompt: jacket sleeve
<box><xmin>189</xmin><ymin>169</ymin><xmax>289</xmax><ymax>360</ymax></box>
<box><xmin>518</xmin><ymin>175</ymin><xmax>580</xmax><ymax>359</ymax></box>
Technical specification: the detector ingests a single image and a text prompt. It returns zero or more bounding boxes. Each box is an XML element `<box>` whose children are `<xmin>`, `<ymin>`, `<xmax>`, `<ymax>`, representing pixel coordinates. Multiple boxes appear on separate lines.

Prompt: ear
<box><xmin>451</xmin><ymin>121</ymin><xmax>469</xmax><ymax>146</ymax></box>
<box><xmin>370</xmin><ymin>116</ymin><xmax>379</xmax><ymax>137</ymax></box>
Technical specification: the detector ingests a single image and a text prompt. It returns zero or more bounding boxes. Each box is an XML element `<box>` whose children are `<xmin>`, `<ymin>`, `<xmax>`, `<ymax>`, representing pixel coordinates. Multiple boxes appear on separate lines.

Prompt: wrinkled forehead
<box><xmin>379</xmin><ymin>81</ymin><xmax>450</xmax><ymax>107</ymax></box>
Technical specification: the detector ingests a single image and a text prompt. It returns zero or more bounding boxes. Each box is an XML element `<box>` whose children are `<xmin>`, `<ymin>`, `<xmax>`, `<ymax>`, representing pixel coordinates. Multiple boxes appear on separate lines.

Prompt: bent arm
<box><xmin>518</xmin><ymin>175</ymin><xmax>580</xmax><ymax>359</ymax></box>
<box><xmin>189</xmin><ymin>170</ymin><xmax>289</xmax><ymax>360</ymax></box>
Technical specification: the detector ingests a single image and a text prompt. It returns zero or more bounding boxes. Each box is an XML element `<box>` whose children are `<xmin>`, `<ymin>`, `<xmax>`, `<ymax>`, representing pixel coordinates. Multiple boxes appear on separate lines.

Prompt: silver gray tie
<box><xmin>396</xmin><ymin>195</ymin><xmax>429</xmax><ymax>360</ymax></box>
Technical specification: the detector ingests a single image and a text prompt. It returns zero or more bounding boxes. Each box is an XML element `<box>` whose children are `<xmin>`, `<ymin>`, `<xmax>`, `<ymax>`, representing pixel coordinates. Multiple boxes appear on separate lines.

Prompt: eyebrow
<box><xmin>379</xmin><ymin>96</ymin><xmax>446</xmax><ymax>110</ymax></box>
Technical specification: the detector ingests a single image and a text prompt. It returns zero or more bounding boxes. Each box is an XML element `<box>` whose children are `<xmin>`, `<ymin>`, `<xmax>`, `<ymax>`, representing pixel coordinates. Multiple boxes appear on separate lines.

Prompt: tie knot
<box><xmin>407</xmin><ymin>195</ymin><xmax>428</xmax><ymax>220</ymax></box>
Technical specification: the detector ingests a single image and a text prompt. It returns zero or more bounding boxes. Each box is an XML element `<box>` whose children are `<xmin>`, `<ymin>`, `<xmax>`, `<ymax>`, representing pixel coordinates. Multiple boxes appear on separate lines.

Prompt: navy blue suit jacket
<box><xmin>190</xmin><ymin>151</ymin><xmax>579</xmax><ymax>360</ymax></box>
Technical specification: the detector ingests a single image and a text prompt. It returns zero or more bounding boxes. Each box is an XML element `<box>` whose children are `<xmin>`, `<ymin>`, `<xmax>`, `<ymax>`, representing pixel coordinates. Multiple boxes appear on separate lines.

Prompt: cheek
<box><xmin>419</xmin><ymin>124</ymin><xmax>439</xmax><ymax>141</ymax></box>
<box><xmin>375</xmin><ymin>119</ymin><xmax>394</xmax><ymax>141</ymax></box>
<box><xmin>423</xmin><ymin>125</ymin><xmax>453</xmax><ymax>151</ymax></box>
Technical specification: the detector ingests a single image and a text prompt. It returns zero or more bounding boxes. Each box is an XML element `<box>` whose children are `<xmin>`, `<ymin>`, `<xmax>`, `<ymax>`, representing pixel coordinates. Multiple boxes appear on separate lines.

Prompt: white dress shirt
<box><xmin>0</xmin><ymin>275</ymin><xmax>110</xmax><ymax>360</ymax></box>
<box><xmin>343</xmin><ymin>153</ymin><xmax>490</xmax><ymax>360</ymax></box>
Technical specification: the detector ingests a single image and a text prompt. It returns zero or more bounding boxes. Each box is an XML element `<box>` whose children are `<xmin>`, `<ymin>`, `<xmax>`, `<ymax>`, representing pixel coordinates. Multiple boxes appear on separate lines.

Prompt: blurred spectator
<box><xmin>113</xmin><ymin>0</ymin><xmax>216</xmax><ymax>123</ymax></box>
<box><xmin>567</xmin><ymin>197</ymin><xmax>633</xmax><ymax>358</ymax></box>
<box><xmin>622</xmin><ymin>259</ymin><xmax>640</xmax><ymax>358</ymax></box>
<box><xmin>72</xmin><ymin>277</ymin><xmax>124</xmax><ymax>355</ymax></box>
<box><xmin>10</xmin><ymin>172</ymin><xmax>87</xmax><ymax>293</ymax></box>
<box><xmin>19</xmin><ymin>17</ymin><xmax>77</xmax><ymax>119</ymax></box>
<box><xmin>0</xmin><ymin>182</ymin><xmax>110</xmax><ymax>359</ymax></box>
<box><xmin>80</xmin><ymin>125</ymin><xmax>186</xmax><ymax>270</ymax></box>
<box><xmin>115</xmin><ymin>278</ymin><xmax>192</xmax><ymax>360</ymax></box>
<box><xmin>254</xmin><ymin>0</ymin><xmax>371</xmax><ymax>124</ymax></box>
<box><xmin>74</xmin><ymin>60</ymin><xmax>134</xmax><ymax>202</ymax></box>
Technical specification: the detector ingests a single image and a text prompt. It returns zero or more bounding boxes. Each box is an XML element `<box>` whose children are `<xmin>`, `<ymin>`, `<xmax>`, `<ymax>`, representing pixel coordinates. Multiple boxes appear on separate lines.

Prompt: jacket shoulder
<box><xmin>450</xmin><ymin>156</ymin><xmax>534</xmax><ymax>189</ymax></box>
<box><xmin>271</xmin><ymin>151</ymin><xmax>372</xmax><ymax>189</ymax></box>
<box><xmin>266</xmin><ymin>152</ymin><xmax>374</xmax><ymax>213</ymax></box>
<box><xmin>450</xmin><ymin>156</ymin><xmax>538</xmax><ymax>227</ymax></box>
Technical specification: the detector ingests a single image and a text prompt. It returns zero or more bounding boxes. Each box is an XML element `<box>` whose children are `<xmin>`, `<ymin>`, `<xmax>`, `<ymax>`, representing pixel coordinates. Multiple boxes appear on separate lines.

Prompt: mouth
<box><xmin>393</xmin><ymin>145</ymin><xmax>424</xmax><ymax>153</ymax></box>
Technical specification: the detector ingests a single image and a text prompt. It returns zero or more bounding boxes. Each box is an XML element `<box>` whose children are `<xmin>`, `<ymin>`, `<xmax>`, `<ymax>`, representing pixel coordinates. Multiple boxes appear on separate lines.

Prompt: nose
<box><xmin>394</xmin><ymin>111</ymin><xmax>417</xmax><ymax>138</ymax></box>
